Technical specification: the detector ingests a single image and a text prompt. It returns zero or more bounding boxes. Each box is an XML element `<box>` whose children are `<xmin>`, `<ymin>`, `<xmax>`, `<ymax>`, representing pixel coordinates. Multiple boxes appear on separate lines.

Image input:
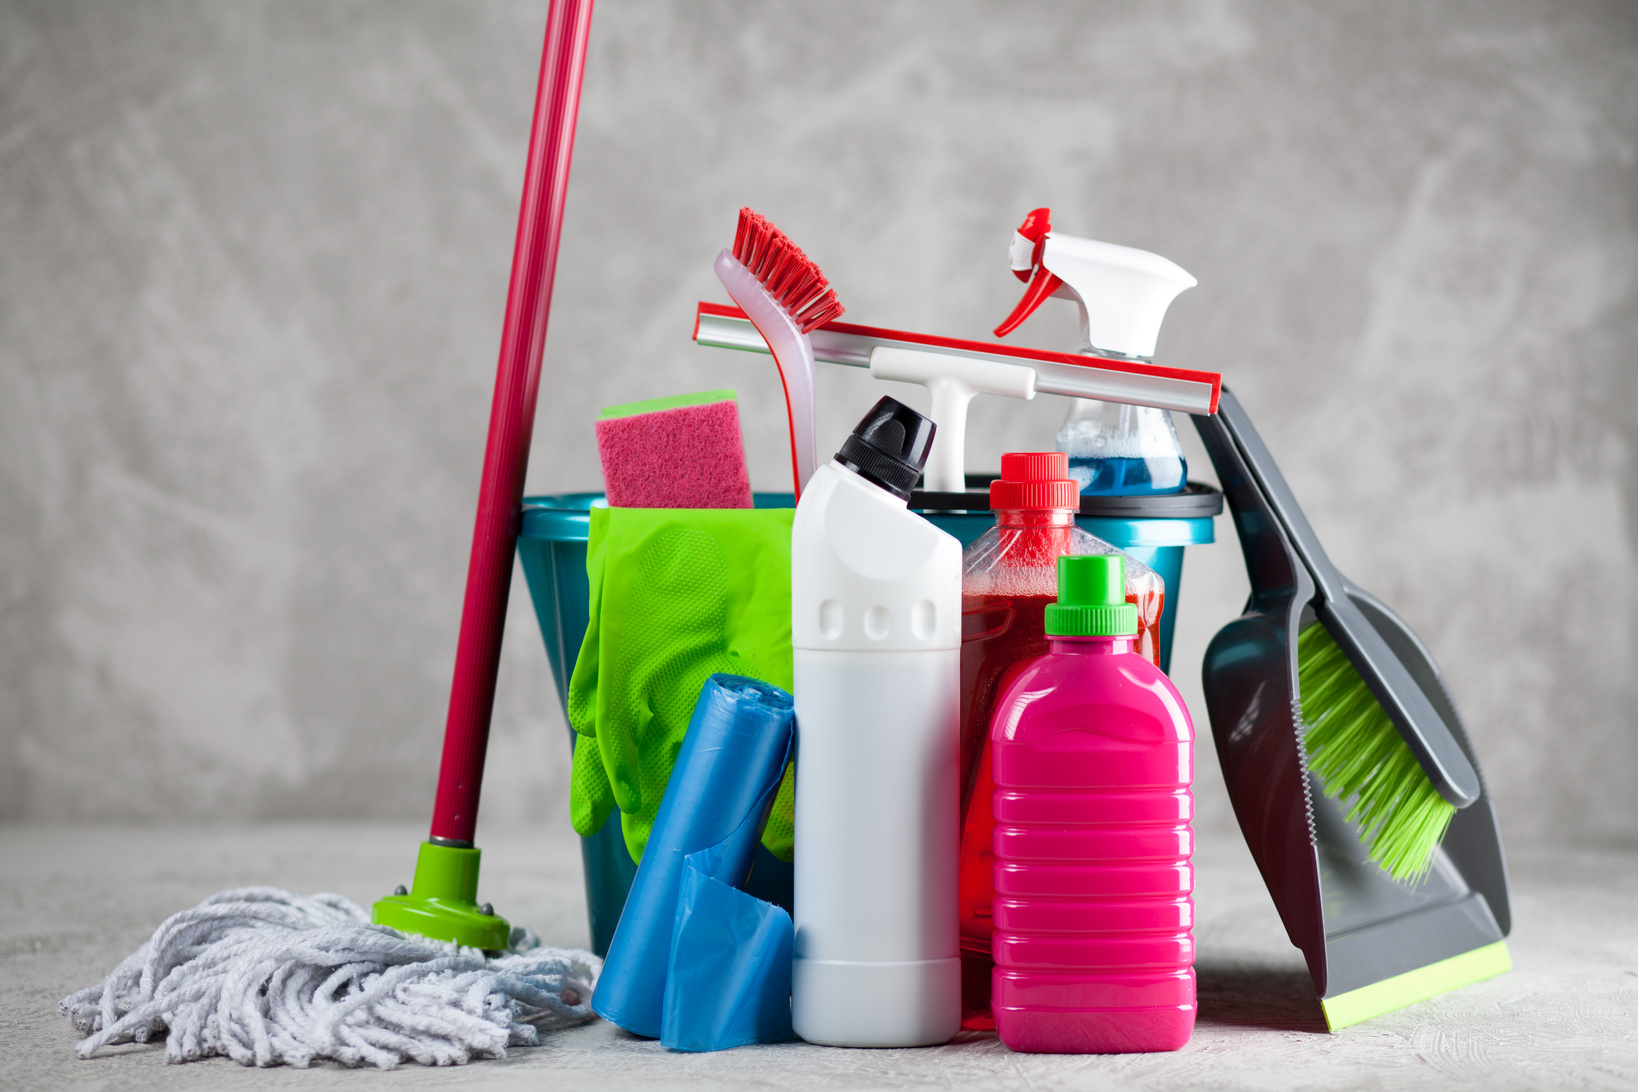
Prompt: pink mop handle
<box><xmin>431</xmin><ymin>0</ymin><xmax>595</xmax><ymax>845</ymax></box>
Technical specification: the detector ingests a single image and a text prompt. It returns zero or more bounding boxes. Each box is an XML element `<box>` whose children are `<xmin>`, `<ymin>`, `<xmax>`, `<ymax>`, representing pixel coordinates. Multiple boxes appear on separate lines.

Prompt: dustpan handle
<box><xmin>1189</xmin><ymin>406</ymin><xmax>1309</xmax><ymax>616</ymax></box>
<box><xmin>430</xmin><ymin>0</ymin><xmax>596</xmax><ymax>846</ymax></box>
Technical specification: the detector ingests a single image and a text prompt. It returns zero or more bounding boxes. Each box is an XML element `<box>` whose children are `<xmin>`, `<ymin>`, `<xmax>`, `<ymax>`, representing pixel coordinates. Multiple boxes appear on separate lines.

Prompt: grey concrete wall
<box><xmin>2</xmin><ymin>0</ymin><xmax>1633</xmax><ymax>846</ymax></box>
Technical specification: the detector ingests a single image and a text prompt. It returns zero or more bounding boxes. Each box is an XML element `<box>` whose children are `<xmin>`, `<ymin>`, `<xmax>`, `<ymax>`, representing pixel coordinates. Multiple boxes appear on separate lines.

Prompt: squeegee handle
<box><xmin>430</xmin><ymin>0</ymin><xmax>595</xmax><ymax>845</ymax></box>
<box><xmin>1207</xmin><ymin>390</ymin><xmax>1481</xmax><ymax>808</ymax></box>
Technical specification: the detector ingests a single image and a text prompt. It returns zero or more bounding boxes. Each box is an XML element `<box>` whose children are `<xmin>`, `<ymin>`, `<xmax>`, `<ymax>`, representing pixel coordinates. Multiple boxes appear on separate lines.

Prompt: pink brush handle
<box><xmin>430</xmin><ymin>0</ymin><xmax>595</xmax><ymax>845</ymax></box>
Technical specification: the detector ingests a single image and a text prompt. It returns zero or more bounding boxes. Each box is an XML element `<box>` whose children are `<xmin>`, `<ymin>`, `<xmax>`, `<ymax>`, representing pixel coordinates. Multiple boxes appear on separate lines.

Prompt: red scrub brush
<box><xmin>713</xmin><ymin>208</ymin><xmax>844</xmax><ymax>500</ymax></box>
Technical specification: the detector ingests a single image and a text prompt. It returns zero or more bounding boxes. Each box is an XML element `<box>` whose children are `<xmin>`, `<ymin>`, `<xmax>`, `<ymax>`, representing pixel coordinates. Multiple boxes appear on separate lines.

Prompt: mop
<box><xmin>61</xmin><ymin>0</ymin><xmax>604</xmax><ymax>1066</ymax></box>
<box><xmin>60</xmin><ymin>889</ymin><xmax>598</xmax><ymax>1068</ymax></box>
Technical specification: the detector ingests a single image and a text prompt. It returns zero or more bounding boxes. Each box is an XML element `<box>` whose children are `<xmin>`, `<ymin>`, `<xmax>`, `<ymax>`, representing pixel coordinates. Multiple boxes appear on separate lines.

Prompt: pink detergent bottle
<box><xmin>990</xmin><ymin>554</ymin><xmax>1195</xmax><ymax>1053</ymax></box>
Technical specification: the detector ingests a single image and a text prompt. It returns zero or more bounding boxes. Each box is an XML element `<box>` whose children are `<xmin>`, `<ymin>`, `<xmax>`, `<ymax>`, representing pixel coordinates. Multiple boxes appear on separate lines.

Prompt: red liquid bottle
<box><xmin>957</xmin><ymin>453</ymin><xmax>1164</xmax><ymax>1029</ymax></box>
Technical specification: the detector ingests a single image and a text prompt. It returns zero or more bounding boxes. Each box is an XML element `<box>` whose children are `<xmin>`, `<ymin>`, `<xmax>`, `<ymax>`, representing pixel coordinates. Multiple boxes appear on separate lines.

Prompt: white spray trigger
<box><xmin>1037</xmin><ymin>235</ymin><xmax>1197</xmax><ymax>359</ymax></box>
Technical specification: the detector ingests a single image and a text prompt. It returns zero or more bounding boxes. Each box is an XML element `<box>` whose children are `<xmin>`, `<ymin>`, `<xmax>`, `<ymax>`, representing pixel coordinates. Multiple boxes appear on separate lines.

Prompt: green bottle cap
<box><xmin>1044</xmin><ymin>554</ymin><xmax>1139</xmax><ymax>637</ymax></box>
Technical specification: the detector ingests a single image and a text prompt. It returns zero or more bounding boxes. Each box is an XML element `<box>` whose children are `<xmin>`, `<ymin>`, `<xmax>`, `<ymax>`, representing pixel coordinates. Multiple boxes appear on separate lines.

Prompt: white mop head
<box><xmin>59</xmin><ymin>886</ymin><xmax>601</xmax><ymax>1068</ymax></box>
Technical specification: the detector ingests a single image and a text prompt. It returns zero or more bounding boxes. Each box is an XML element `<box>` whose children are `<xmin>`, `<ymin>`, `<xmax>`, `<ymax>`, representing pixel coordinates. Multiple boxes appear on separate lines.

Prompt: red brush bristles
<box><xmin>731</xmin><ymin>207</ymin><xmax>845</xmax><ymax>334</ymax></box>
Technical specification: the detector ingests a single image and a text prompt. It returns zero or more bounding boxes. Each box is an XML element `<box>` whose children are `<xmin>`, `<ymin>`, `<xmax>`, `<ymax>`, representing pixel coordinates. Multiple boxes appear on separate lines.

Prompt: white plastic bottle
<box><xmin>790</xmin><ymin>396</ymin><xmax>963</xmax><ymax>1048</ymax></box>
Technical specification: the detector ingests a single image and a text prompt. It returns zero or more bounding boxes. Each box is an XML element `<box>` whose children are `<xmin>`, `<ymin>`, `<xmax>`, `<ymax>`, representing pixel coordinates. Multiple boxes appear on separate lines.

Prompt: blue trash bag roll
<box><xmin>662</xmin><ymin>836</ymin><xmax>795</xmax><ymax>1050</ymax></box>
<box><xmin>591</xmin><ymin>674</ymin><xmax>794</xmax><ymax>1042</ymax></box>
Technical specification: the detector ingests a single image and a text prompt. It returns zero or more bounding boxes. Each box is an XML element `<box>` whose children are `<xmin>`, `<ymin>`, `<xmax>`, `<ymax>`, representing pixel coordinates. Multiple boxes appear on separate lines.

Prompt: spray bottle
<box><xmin>790</xmin><ymin>396</ymin><xmax>963</xmax><ymax>1047</ymax></box>
<box><xmin>994</xmin><ymin>208</ymin><xmax>1197</xmax><ymax>495</ymax></box>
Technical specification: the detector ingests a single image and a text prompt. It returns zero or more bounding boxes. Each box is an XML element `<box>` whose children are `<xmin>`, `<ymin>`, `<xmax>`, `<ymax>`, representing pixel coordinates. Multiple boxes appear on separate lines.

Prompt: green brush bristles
<box><xmin>1297</xmin><ymin>622</ymin><xmax>1456</xmax><ymax>883</ymax></box>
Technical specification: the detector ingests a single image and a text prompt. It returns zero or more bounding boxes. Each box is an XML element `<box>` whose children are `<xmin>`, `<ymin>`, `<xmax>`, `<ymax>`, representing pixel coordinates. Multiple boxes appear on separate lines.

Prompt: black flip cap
<box><xmin>834</xmin><ymin>396</ymin><xmax>936</xmax><ymax>502</ymax></box>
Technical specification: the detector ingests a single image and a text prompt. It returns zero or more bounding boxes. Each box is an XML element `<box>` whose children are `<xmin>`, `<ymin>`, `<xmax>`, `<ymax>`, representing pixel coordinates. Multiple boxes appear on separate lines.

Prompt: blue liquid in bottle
<box><xmin>1067</xmin><ymin>453</ymin><xmax>1187</xmax><ymax>496</ymax></box>
<box><xmin>1057</xmin><ymin>401</ymin><xmax>1188</xmax><ymax>496</ymax></box>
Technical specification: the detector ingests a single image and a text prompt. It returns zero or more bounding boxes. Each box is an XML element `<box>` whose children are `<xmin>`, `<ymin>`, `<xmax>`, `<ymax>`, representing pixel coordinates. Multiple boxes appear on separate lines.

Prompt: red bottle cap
<box><xmin>989</xmin><ymin>452</ymin><xmax>1080</xmax><ymax>511</ymax></box>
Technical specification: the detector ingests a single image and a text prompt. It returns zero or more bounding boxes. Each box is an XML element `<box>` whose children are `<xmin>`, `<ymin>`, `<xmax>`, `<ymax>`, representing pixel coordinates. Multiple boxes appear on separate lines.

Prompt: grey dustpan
<box><xmin>1191</xmin><ymin>390</ymin><xmax>1511</xmax><ymax>1029</ymax></box>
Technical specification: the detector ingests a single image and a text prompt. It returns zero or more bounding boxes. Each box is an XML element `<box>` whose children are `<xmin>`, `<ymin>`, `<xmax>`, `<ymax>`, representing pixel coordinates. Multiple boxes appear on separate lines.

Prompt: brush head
<box><xmin>731</xmin><ymin>208</ymin><xmax>844</xmax><ymax>334</ymax></box>
<box><xmin>1297</xmin><ymin>621</ymin><xmax>1457</xmax><ymax>883</ymax></box>
<box><xmin>596</xmin><ymin>390</ymin><xmax>754</xmax><ymax>510</ymax></box>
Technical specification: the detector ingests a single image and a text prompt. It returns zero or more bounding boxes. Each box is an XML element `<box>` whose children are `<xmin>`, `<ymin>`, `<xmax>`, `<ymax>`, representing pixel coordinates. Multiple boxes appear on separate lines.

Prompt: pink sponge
<box><xmin>595</xmin><ymin>390</ymin><xmax>754</xmax><ymax>509</ymax></box>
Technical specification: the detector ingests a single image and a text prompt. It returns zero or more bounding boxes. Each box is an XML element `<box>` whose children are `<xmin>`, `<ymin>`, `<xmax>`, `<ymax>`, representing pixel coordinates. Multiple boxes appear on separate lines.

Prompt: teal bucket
<box><xmin>516</xmin><ymin>486</ymin><xmax>1218</xmax><ymax>955</ymax></box>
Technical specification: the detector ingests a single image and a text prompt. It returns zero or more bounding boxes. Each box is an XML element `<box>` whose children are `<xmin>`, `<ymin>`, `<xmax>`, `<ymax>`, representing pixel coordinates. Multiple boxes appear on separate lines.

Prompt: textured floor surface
<box><xmin>2</xmin><ymin>821</ymin><xmax>1634</xmax><ymax>1092</ymax></box>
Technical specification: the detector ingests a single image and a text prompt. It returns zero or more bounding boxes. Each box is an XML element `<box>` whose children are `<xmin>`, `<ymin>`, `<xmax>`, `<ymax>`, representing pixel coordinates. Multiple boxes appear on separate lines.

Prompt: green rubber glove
<box><xmin>567</xmin><ymin>506</ymin><xmax>796</xmax><ymax>864</ymax></box>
